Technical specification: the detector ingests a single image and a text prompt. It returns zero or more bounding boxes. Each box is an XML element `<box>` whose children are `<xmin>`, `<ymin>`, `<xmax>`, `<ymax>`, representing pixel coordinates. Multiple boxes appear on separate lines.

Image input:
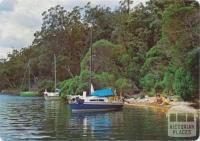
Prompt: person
<box><xmin>75</xmin><ymin>97</ymin><xmax>84</xmax><ymax>104</ymax></box>
<box><xmin>161</xmin><ymin>96</ymin><xmax>170</xmax><ymax>105</ymax></box>
<box><xmin>155</xmin><ymin>94</ymin><xmax>170</xmax><ymax>105</ymax></box>
<box><xmin>156</xmin><ymin>94</ymin><xmax>163</xmax><ymax>104</ymax></box>
<box><xmin>43</xmin><ymin>89</ymin><xmax>48</xmax><ymax>96</ymax></box>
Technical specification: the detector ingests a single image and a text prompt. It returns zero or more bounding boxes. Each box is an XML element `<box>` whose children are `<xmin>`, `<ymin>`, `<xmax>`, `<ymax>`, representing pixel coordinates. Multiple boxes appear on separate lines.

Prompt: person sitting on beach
<box><xmin>161</xmin><ymin>96</ymin><xmax>170</xmax><ymax>105</ymax></box>
<box><xmin>155</xmin><ymin>94</ymin><xmax>170</xmax><ymax>105</ymax></box>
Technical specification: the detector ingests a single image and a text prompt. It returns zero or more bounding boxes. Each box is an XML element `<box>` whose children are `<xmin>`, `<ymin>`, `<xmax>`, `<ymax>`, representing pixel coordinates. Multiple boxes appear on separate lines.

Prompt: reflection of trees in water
<box><xmin>43</xmin><ymin>101</ymin><xmax>69</xmax><ymax>138</ymax></box>
<box><xmin>122</xmin><ymin>107</ymin><xmax>168</xmax><ymax>140</ymax></box>
<box><xmin>42</xmin><ymin>104</ymin><xmax>171</xmax><ymax>140</ymax></box>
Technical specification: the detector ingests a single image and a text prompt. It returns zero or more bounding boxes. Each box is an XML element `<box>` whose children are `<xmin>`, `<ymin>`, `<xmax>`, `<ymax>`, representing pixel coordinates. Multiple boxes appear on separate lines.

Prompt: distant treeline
<box><xmin>0</xmin><ymin>0</ymin><xmax>199</xmax><ymax>100</ymax></box>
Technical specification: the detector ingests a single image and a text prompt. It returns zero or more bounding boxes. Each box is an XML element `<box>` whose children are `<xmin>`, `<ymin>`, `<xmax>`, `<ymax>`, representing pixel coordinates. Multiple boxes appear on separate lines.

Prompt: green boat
<box><xmin>20</xmin><ymin>60</ymin><xmax>39</xmax><ymax>97</ymax></box>
<box><xmin>20</xmin><ymin>91</ymin><xmax>39</xmax><ymax>97</ymax></box>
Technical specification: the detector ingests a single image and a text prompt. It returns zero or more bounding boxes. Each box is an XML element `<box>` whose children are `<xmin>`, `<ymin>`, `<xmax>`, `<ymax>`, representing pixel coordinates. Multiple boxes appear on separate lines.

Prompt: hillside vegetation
<box><xmin>0</xmin><ymin>0</ymin><xmax>199</xmax><ymax>100</ymax></box>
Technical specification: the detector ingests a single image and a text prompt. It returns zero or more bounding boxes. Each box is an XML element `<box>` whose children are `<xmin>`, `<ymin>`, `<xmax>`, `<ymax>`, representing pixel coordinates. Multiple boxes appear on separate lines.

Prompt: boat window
<box><xmin>90</xmin><ymin>99</ymin><xmax>97</xmax><ymax>101</ymax></box>
<box><xmin>89</xmin><ymin>99</ymin><xmax>104</xmax><ymax>102</ymax></box>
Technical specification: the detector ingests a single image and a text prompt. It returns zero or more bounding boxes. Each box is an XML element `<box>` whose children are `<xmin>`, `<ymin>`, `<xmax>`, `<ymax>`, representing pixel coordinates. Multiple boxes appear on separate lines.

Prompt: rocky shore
<box><xmin>124</xmin><ymin>95</ymin><xmax>200</xmax><ymax>111</ymax></box>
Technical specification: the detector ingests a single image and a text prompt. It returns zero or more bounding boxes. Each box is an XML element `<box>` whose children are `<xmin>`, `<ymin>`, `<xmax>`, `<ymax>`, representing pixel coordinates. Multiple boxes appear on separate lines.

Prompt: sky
<box><xmin>0</xmin><ymin>0</ymin><xmax>148</xmax><ymax>59</ymax></box>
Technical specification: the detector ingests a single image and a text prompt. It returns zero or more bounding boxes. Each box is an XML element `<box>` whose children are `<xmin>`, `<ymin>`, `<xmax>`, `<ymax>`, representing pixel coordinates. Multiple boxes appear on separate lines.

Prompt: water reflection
<box><xmin>70</xmin><ymin>112</ymin><xmax>112</xmax><ymax>139</ymax></box>
<box><xmin>0</xmin><ymin>95</ymin><xmax>198</xmax><ymax>140</ymax></box>
<box><xmin>43</xmin><ymin>100</ymin><xmax>69</xmax><ymax>140</ymax></box>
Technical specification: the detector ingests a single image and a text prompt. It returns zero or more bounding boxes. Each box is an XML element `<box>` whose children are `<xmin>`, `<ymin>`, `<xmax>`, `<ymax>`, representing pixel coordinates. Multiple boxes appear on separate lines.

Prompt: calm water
<box><xmin>0</xmin><ymin>94</ymin><xmax>198</xmax><ymax>140</ymax></box>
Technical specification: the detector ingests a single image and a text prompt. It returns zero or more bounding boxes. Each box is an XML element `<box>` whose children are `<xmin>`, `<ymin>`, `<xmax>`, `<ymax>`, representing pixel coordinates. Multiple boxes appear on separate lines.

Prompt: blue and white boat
<box><xmin>69</xmin><ymin>29</ymin><xmax>123</xmax><ymax>112</ymax></box>
<box><xmin>69</xmin><ymin>88</ymin><xmax>123</xmax><ymax>112</ymax></box>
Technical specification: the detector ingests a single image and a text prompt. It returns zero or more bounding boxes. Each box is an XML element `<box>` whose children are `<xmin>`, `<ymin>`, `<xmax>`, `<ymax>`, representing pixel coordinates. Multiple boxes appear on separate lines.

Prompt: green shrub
<box><xmin>38</xmin><ymin>80</ymin><xmax>54</xmax><ymax>93</ymax></box>
<box><xmin>148</xmin><ymin>89</ymin><xmax>156</xmax><ymax>97</ymax></box>
<box><xmin>60</xmin><ymin>76</ymin><xmax>88</xmax><ymax>97</ymax></box>
<box><xmin>115</xmin><ymin>78</ymin><xmax>132</xmax><ymax>95</ymax></box>
<box><xmin>162</xmin><ymin>71</ymin><xmax>174</xmax><ymax>93</ymax></box>
<box><xmin>172</xmin><ymin>68</ymin><xmax>195</xmax><ymax>100</ymax></box>
<box><xmin>154</xmin><ymin>82</ymin><xmax>164</xmax><ymax>93</ymax></box>
<box><xmin>140</xmin><ymin>73</ymin><xmax>157</xmax><ymax>91</ymax></box>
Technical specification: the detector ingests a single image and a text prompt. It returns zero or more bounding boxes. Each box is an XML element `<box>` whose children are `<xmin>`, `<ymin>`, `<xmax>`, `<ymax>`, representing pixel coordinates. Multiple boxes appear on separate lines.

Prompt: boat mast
<box><xmin>54</xmin><ymin>54</ymin><xmax>57</xmax><ymax>92</ymax></box>
<box><xmin>89</xmin><ymin>24</ymin><xmax>93</xmax><ymax>94</ymax></box>
<box><xmin>28</xmin><ymin>61</ymin><xmax>31</xmax><ymax>91</ymax></box>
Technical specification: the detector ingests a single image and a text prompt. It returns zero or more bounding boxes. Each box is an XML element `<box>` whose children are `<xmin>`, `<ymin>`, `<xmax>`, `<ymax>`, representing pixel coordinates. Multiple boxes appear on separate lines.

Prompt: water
<box><xmin>0</xmin><ymin>94</ymin><xmax>198</xmax><ymax>140</ymax></box>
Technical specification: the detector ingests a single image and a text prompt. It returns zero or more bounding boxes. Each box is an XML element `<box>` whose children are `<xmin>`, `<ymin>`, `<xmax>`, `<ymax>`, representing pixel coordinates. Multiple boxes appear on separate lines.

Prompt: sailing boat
<box><xmin>20</xmin><ymin>61</ymin><xmax>38</xmax><ymax>96</ymax></box>
<box><xmin>69</xmin><ymin>28</ymin><xmax>123</xmax><ymax>112</ymax></box>
<box><xmin>44</xmin><ymin>54</ymin><xmax>61</xmax><ymax>100</ymax></box>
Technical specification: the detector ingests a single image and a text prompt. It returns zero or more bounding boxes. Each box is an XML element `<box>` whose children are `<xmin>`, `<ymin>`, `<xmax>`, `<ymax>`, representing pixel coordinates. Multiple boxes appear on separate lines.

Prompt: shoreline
<box><xmin>124</xmin><ymin>102</ymin><xmax>170</xmax><ymax>112</ymax></box>
<box><xmin>1</xmin><ymin>89</ymin><xmax>20</xmax><ymax>95</ymax></box>
<box><xmin>124</xmin><ymin>101</ymin><xmax>200</xmax><ymax>114</ymax></box>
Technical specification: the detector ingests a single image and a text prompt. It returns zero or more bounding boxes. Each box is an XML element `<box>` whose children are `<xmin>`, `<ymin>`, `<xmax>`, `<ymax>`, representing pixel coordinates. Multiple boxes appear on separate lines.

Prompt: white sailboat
<box><xmin>44</xmin><ymin>54</ymin><xmax>61</xmax><ymax>100</ymax></box>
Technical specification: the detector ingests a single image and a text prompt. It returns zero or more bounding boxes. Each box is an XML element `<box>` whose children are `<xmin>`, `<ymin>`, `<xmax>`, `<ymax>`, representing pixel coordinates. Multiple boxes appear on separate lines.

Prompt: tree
<box><xmin>84</xmin><ymin>2</ymin><xmax>115</xmax><ymax>41</ymax></box>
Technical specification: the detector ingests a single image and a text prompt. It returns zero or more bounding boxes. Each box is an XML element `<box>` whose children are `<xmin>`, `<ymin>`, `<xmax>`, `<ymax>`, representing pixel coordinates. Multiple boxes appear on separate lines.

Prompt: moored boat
<box><xmin>69</xmin><ymin>26</ymin><xmax>123</xmax><ymax>112</ymax></box>
<box><xmin>44</xmin><ymin>89</ymin><xmax>61</xmax><ymax>100</ymax></box>
<box><xmin>20</xmin><ymin>60</ymin><xmax>39</xmax><ymax>97</ymax></box>
<box><xmin>43</xmin><ymin>54</ymin><xmax>61</xmax><ymax>100</ymax></box>
<box><xmin>20</xmin><ymin>91</ymin><xmax>39</xmax><ymax>97</ymax></box>
<box><xmin>69</xmin><ymin>88</ymin><xmax>123</xmax><ymax>112</ymax></box>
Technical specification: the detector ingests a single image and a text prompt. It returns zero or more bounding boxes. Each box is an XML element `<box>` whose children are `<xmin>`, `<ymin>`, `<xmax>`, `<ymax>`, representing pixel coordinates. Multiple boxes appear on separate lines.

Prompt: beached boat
<box><xmin>69</xmin><ymin>88</ymin><xmax>123</xmax><ymax>112</ymax></box>
<box><xmin>44</xmin><ymin>54</ymin><xmax>61</xmax><ymax>100</ymax></box>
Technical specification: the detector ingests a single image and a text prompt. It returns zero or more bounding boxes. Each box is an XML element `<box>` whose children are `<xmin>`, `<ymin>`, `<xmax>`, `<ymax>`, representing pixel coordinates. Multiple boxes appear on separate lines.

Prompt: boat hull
<box><xmin>20</xmin><ymin>91</ymin><xmax>39</xmax><ymax>97</ymax></box>
<box><xmin>44</xmin><ymin>96</ymin><xmax>61</xmax><ymax>101</ymax></box>
<box><xmin>69</xmin><ymin>102</ymin><xmax>123</xmax><ymax>112</ymax></box>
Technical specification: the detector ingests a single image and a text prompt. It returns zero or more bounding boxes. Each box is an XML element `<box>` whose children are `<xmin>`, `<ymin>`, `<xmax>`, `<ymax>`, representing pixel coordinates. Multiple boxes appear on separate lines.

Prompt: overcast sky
<box><xmin>0</xmin><ymin>0</ymin><xmax>148</xmax><ymax>59</ymax></box>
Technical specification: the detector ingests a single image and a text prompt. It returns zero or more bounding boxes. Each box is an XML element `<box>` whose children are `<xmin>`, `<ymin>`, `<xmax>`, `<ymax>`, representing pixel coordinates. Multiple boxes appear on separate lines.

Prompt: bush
<box><xmin>60</xmin><ymin>76</ymin><xmax>88</xmax><ymax>97</ymax></box>
<box><xmin>140</xmin><ymin>73</ymin><xmax>157</xmax><ymax>91</ymax></box>
<box><xmin>115</xmin><ymin>78</ymin><xmax>132</xmax><ymax>95</ymax></box>
<box><xmin>162</xmin><ymin>71</ymin><xmax>174</xmax><ymax>93</ymax></box>
<box><xmin>172</xmin><ymin>68</ymin><xmax>195</xmax><ymax>100</ymax></box>
<box><xmin>154</xmin><ymin>83</ymin><xmax>163</xmax><ymax>93</ymax></box>
<box><xmin>148</xmin><ymin>89</ymin><xmax>156</xmax><ymax>97</ymax></box>
<box><xmin>38</xmin><ymin>80</ymin><xmax>54</xmax><ymax>93</ymax></box>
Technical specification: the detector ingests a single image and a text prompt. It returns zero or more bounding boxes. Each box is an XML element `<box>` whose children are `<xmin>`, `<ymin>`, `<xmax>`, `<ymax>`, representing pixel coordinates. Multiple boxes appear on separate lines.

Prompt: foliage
<box><xmin>140</xmin><ymin>73</ymin><xmax>157</xmax><ymax>91</ymax></box>
<box><xmin>115</xmin><ymin>78</ymin><xmax>132</xmax><ymax>96</ymax></box>
<box><xmin>61</xmin><ymin>40</ymin><xmax>134</xmax><ymax>97</ymax></box>
<box><xmin>60</xmin><ymin>76</ymin><xmax>88</xmax><ymax>97</ymax></box>
<box><xmin>0</xmin><ymin>0</ymin><xmax>199</xmax><ymax>101</ymax></box>
<box><xmin>162</xmin><ymin>71</ymin><xmax>174</xmax><ymax>93</ymax></box>
<box><xmin>172</xmin><ymin>68</ymin><xmax>196</xmax><ymax>100</ymax></box>
<box><xmin>38</xmin><ymin>80</ymin><xmax>54</xmax><ymax>93</ymax></box>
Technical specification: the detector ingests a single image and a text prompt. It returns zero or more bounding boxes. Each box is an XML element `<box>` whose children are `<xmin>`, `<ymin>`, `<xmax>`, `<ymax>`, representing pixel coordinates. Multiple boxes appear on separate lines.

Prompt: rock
<box><xmin>125</xmin><ymin>98</ymin><xmax>136</xmax><ymax>104</ymax></box>
<box><xmin>136</xmin><ymin>97</ymin><xmax>140</xmax><ymax>100</ymax></box>
<box><xmin>148</xmin><ymin>97</ymin><xmax>156</xmax><ymax>104</ymax></box>
<box><xmin>170</xmin><ymin>101</ymin><xmax>193</xmax><ymax>106</ymax></box>
<box><xmin>169</xmin><ymin>95</ymin><xmax>183</xmax><ymax>102</ymax></box>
